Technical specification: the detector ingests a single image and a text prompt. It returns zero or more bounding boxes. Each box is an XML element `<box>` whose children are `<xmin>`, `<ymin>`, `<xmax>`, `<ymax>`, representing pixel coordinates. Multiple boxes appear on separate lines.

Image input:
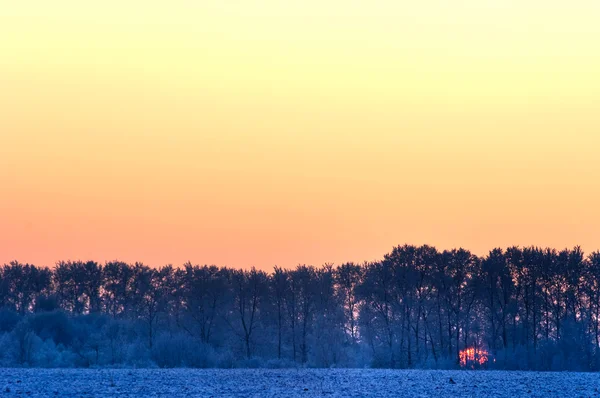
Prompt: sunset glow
<box><xmin>2</xmin><ymin>1</ymin><xmax>600</xmax><ymax>268</ymax></box>
<box><xmin>459</xmin><ymin>348</ymin><xmax>490</xmax><ymax>368</ymax></box>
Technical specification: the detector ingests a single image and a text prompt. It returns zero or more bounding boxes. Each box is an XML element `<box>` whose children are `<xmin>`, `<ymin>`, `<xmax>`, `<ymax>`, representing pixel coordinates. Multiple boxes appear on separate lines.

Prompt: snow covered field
<box><xmin>1</xmin><ymin>368</ymin><xmax>599</xmax><ymax>397</ymax></box>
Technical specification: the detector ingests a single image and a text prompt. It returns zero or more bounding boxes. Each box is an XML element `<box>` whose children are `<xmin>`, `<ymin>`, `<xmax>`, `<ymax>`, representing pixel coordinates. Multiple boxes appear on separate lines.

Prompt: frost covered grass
<box><xmin>1</xmin><ymin>368</ymin><xmax>600</xmax><ymax>397</ymax></box>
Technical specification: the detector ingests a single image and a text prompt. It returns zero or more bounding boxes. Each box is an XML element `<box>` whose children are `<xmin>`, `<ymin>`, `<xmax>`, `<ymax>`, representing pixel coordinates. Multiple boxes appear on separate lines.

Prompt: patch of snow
<box><xmin>1</xmin><ymin>368</ymin><xmax>599</xmax><ymax>397</ymax></box>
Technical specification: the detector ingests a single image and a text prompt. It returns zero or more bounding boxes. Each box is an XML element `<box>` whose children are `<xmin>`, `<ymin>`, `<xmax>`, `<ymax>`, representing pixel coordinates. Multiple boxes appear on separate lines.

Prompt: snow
<box><xmin>1</xmin><ymin>368</ymin><xmax>599</xmax><ymax>397</ymax></box>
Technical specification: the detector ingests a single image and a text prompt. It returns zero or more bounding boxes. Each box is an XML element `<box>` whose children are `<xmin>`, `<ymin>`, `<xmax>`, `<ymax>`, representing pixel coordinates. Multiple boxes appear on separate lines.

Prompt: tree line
<box><xmin>1</xmin><ymin>244</ymin><xmax>600</xmax><ymax>370</ymax></box>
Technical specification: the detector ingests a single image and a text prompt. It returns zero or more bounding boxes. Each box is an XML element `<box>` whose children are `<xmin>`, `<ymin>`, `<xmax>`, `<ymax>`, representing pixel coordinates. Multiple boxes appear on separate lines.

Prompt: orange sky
<box><xmin>1</xmin><ymin>1</ymin><xmax>600</xmax><ymax>269</ymax></box>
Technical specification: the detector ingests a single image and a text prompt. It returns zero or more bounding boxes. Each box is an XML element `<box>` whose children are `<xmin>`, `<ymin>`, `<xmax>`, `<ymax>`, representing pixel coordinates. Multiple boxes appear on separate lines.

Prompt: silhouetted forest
<box><xmin>1</xmin><ymin>245</ymin><xmax>600</xmax><ymax>370</ymax></box>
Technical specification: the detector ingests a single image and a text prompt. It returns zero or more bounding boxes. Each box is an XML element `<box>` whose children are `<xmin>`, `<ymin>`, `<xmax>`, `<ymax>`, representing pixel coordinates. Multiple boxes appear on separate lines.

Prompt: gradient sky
<box><xmin>2</xmin><ymin>1</ymin><xmax>600</xmax><ymax>269</ymax></box>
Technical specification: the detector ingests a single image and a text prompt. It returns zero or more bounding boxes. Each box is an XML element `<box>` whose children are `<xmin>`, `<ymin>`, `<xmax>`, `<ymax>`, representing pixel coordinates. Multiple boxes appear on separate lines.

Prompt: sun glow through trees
<box><xmin>459</xmin><ymin>348</ymin><xmax>490</xmax><ymax>368</ymax></box>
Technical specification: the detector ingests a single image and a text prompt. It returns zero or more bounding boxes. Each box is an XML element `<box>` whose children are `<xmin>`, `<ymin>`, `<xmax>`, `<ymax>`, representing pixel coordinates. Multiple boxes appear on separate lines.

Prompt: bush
<box><xmin>33</xmin><ymin>339</ymin><xmax>77</xmax><ymax>368</ymax></box>
<box><xmin>126</xmin><ymin>340</ymin><xmax>155</xmax><ymax>368</ymax></box>
<box><xmin>11</xmin><ymin>321</ymin><xmax>42</xmax><ymax>366</ymax></box>
<box><xmin>151</xmin><ymin>333</ymin><xmax>215</xmax><ymax>368</ymax></box>
<box><xmin>29</xmin><ymin>311</ymin><xmax>73</xmax><ymax>346</ymax></box>
<box><xmin>235</xmin><ymin>357</ymin><xmax>264</xmax><ymax>369</ymax></box>
<box><xmin>0</xmin><ymin>308</ymin><xmax>20</xmax><ymax>332</ymax></box>
<box><xmin>0</xmin><ymin>333</ymin><xmax>17</xmax><ymax>366</ymax></box>
<box><xmin>215</xmin><ymin>350</ymin><xmax>235</xmax><ymax>369</ymax></box>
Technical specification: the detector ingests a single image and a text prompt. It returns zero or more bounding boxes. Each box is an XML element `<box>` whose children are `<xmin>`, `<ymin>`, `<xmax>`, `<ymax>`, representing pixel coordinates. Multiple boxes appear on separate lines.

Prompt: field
<box><xmin>1</xmin><ymin>368</ymin><xmax>599</xmax><ymax>397</ymax></box>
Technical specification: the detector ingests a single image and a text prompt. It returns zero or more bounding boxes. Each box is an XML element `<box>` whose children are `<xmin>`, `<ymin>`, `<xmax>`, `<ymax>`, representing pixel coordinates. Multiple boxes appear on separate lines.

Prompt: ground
<box><xmin>1</xmin><ymin>368</ymin><xmax>599</xmax><ymax>397</ymax></box>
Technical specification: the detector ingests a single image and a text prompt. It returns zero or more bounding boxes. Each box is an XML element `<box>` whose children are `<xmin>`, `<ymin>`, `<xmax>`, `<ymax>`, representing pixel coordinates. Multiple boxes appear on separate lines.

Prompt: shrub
<box><xmin>0</xmin><ymin>308</ymin><xmax>20</xmax><ymax>332</ymax></box>
<box><xmin>29</xmin><ymin>311</ymin><xmax>73</xmax><ymax>346</ymax></box>
<box><xmin>151</xmin><ymin>333</ymin><xmax>215</xmax><ymax>368</ymax></box>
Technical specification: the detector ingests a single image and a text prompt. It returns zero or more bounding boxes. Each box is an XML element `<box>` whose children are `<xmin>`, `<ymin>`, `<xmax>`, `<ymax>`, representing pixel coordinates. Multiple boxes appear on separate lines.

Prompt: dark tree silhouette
<box><xmin>1</xmin><ymin>244</ymin><xmax>600</xmax><ymax>370</ymax></box>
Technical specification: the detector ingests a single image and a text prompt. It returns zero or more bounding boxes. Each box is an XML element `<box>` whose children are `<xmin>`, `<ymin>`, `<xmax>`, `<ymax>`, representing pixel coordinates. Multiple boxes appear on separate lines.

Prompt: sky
<box><xmin>1</xmin><ymin>1</ymin><xmax>600</xmax><ymax>269</ymax></box>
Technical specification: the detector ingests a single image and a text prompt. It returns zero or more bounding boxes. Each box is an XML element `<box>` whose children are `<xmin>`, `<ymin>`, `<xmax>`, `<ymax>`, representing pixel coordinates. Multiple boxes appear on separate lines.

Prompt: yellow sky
<box><xmin>1</xmin><ymin>1</ymin><xmax>600</xmax><ymax>269</ymax></box>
